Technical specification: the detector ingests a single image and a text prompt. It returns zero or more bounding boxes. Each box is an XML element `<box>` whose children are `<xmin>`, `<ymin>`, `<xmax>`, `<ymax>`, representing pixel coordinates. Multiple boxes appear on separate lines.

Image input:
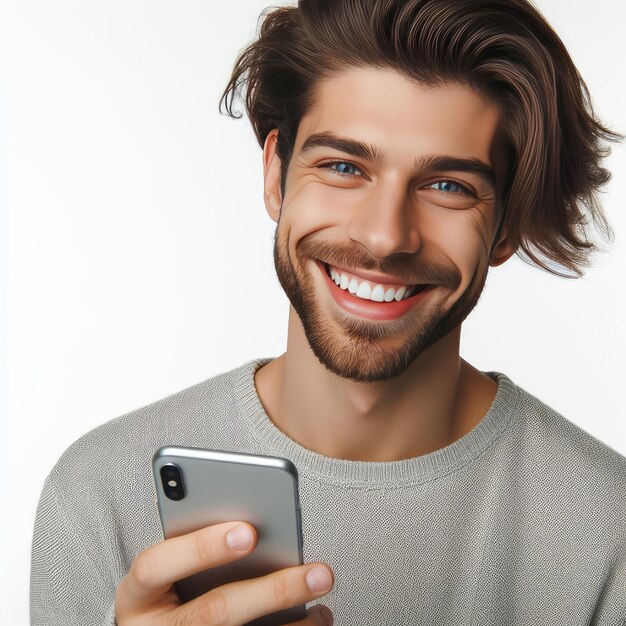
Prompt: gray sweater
<box><xmin>31</xmin><ymin>359</ymin><xmax>626</xmax><ymax>625</ymax></box>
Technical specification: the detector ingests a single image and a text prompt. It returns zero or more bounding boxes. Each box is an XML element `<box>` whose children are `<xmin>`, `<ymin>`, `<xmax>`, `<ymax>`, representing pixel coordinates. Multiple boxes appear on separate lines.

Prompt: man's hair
<box><xmin>220</xmin><ymin>0</ymin><xmax>621</xmax><ymax>278</ymax></box>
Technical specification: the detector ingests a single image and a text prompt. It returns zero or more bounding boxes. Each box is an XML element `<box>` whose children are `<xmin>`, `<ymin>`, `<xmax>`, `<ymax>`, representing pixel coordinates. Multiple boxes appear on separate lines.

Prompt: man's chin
<box><xmin>313</xmin><ymin>354</ymin><xmax>415</xmax><ymax>384</ymax></box>
<box><xmin>308</xmin><ymin>340</ymin><xmax>433</xmax><ymax>383</ymax></box>
<box><xmin>298</xmin><ymin>310</ymin><xmax>446</xmax><ymax>383</ymax></box>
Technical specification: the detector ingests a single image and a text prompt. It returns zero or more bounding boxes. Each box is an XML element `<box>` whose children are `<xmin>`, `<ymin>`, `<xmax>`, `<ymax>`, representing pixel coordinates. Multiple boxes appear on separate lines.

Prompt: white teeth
<box><xmin>327</xmin><ymin>265</ymin><xmax>416</xmax><ymax>303</ymax></box>
<box><xmin>371</xmin><ymin>285</ymin><xmax>385</xmax><ymax>302</ymax></box>
<box><xmin>355</xmin><ymin>282</ymin><xmax>372</xmax><ymax>299</ymax></box>
<box><xmin>394</xmin><ymin>287</ymin><xmax>407</xmax><ymax>301</ymax></box>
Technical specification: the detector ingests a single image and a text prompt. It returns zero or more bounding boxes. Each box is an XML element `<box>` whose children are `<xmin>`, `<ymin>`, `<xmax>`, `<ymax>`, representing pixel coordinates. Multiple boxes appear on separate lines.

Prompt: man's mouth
<box><xmin>323</xmin><ymin>262</ymin><xmax>430</xmax><ymax>303</ymax></box>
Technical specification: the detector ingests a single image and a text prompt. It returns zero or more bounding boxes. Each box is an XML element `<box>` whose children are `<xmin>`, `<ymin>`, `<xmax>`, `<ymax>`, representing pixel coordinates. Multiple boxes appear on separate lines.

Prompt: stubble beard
<box><xmin>273</xmin><ymin>227</ymin><xmax>488</xmax><ymax>383</ymax></box>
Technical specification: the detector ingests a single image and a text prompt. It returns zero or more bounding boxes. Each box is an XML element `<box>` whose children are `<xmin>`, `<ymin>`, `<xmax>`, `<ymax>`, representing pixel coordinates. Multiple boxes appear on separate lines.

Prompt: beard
<box><xmin>273</xmin><ymin>226</ymin><xmax>488</xmax><ymax>383</ymax></box>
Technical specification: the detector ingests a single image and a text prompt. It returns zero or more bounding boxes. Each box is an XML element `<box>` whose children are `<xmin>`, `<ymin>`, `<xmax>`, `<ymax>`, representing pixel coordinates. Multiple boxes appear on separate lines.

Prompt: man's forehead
<box><xmin>296</xmin><ymin>67</ymin><xmax>502</xmax><ymax>166</ymax></box>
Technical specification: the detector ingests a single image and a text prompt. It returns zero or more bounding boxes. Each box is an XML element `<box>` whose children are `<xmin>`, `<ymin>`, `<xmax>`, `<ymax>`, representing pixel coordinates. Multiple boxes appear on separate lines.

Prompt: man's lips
<box><xmin>315</xmin><ymin>260</ymin><xmax>434</xmax><ymax>321</ymax></box>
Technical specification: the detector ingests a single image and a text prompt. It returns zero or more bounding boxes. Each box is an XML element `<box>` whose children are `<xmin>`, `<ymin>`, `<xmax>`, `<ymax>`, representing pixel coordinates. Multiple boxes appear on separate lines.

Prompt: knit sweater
<box><xmin>30</xmin><ymin>359</ymin><xmax>626</xmax><ymax>625</ymax></box>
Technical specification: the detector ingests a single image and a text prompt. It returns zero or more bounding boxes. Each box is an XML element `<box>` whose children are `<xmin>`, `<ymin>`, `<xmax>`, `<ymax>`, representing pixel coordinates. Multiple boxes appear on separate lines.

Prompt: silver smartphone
<box><xmin>152</xmin><ymin>445</ymin><xmax>305</xmax><ymax>626</ymax></box>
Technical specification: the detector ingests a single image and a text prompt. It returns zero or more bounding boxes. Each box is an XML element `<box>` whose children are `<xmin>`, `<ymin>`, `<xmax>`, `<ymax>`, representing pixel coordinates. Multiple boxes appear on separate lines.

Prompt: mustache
<box><xmin>297</xmin><ymin>239</ymin><xmax>462</xmax><ymax>289</ymax></box>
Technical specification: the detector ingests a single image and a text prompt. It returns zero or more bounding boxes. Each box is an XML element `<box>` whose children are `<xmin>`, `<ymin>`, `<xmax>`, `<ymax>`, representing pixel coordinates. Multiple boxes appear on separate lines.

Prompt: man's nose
<box><xmin>345</xmin><ymin>180</ymin><xmax>422</xmax><ymax>259</ymax></box>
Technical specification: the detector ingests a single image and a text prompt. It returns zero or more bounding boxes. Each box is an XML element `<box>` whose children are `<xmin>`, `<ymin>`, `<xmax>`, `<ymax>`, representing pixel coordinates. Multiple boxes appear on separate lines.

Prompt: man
<box><xmin>31</xmin><ymin>1</ymin><xmax>626</xmax><ymax>625</ymax></box>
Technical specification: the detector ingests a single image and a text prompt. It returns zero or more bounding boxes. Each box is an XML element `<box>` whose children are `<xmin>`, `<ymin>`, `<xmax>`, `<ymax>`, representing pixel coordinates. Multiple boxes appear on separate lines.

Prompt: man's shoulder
<box><xmin>48</xmin><ymin>359</ymin><xmax>264</xmax><ymax>490</ymax></box>
<box><xmin>514</xmin><ymin>380</ymin><xmax>626</xmax><ymax>475</ymax></box>
<box><xmin>509</xmin><ymin>378</ymin><xmax>626</xmax><ymax>530</ymax></box>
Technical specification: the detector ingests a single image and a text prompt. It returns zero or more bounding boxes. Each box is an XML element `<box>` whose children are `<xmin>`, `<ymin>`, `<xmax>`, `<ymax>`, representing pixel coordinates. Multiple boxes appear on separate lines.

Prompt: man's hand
<box><xmin>115</xmin><ymin>521</ymin><xmax>334</xmax><ymax>625</ymax></box>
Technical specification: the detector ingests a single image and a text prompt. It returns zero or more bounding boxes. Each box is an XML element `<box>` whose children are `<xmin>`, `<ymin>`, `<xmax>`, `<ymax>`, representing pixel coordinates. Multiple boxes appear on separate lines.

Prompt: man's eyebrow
<box><xmin>417</xmin><ymin>155</ymin><xmax>496</xmax><ymax>189</ymax></box>
<box><xmin>299</xmin><ymin>132</ymin><xmax>385</xmax><ymax>164</ymax></box>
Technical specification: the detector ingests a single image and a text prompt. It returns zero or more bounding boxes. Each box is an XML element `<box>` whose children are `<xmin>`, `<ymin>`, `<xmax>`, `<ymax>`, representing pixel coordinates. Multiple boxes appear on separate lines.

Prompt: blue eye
<box><xmin>327</xmin><ymin>161</ymin><xmax>361</xmax><ymax>177</ymax></box>
<box><xmin>429</xmin><ymin>181</ymin><xmax>469</xmax><ymax>194</ymax></box>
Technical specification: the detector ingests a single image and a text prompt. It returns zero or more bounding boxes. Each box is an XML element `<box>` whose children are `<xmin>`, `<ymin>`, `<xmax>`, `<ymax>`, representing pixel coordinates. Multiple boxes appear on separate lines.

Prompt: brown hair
<box><xmin>220</xmin><ymin>0</ymin><xmax>621</xmax><ymax>278</ymax></box>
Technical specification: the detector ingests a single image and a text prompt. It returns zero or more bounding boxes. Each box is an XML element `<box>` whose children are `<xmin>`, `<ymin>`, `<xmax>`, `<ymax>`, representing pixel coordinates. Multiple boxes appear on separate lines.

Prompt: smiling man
<box><xmin>31</xmin><ymin>1</ymin><xmax>626</xmax><ymax>626</ymax></box>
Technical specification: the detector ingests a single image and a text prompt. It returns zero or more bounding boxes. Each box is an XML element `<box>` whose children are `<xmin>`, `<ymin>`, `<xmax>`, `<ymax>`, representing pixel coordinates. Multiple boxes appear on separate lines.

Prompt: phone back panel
<box><xmin>153</xmin><ymin>446</ymin><xmax>305</xmax><ymax>626</ymax></box>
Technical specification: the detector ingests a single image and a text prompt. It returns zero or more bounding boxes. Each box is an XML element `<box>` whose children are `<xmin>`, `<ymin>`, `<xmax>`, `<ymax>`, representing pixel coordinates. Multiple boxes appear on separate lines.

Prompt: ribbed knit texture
<box><xmin>31</xmin><ymin>359</ymin><xmax>626</xmax><ymax>625</ymax></box>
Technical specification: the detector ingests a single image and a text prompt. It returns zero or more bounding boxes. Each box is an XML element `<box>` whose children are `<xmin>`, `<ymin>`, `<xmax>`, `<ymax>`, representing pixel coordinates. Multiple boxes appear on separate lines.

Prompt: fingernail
<box><xmin>306</xmin><ymin>565</ymin><xmax>332</xmax><ymax>593</ymax></box>
<box><xmin>226</xmin><ymin>524</ymin><xmax>253</xmax><ymax>551</ymax></box>
<box><xmin>315</xmin><ymin>605</ymin><xmax>333</xmax><ymax>626</ymax></box>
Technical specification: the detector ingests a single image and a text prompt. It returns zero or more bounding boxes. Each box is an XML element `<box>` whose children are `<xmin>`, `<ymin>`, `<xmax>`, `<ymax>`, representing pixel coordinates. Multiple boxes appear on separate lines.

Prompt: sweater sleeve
<box><xmin>30</xmin><ymin>474</ymin><xmax>118</xmax><ymax>626</ymax></box>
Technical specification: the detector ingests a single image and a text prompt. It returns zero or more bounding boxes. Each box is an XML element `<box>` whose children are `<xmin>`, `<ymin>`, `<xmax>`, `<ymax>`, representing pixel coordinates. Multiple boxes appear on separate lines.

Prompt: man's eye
<box><xmin>323</xmin><ymin>161</ymin><xmax>363</xmax><ymax>177</ymax></box>
<box><xmin>427</xmin><ymin>181</ymin><xmax>471</xmax><ymax>194</ymax></box>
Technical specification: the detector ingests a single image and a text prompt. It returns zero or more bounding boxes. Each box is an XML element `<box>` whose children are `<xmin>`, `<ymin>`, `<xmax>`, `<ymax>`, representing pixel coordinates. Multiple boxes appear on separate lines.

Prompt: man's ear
<box><xmin>263</xmin><ymin>129</ymin><xmax>283</xmax><ymax>223</ymax></box>
<box><xmin>489</xmin><ymin>227</ymin><xmax>517</xmax><ymax>267</ymax></box>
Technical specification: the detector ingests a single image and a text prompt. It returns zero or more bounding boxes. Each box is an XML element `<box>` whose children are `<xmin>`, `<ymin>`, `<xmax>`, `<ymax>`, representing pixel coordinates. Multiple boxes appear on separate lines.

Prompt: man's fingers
<box><xmin>180</xmin><ymin>562</ymin><xmax>334</xmax><ymax>626</ymax></box>
<box><xmin>117</xmin><ymin>521</ymin><xmax>257</xmax><ymax>613</ymax></box>
<box><xmin>116</xmin><ymin>523</ymin><xmax>334</xmax><ymax>626</ymax></box>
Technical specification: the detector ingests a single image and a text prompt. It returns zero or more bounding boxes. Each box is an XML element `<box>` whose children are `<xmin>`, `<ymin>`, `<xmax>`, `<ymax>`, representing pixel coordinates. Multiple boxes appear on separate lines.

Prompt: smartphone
<box><xmin>152</xmin><ymin>445</ymin><xmax>305</xmax><ymax>626</ymax></box>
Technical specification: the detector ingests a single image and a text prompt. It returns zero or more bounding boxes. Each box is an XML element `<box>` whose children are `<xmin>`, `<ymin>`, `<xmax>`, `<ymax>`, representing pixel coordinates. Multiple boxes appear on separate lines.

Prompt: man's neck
<box><xmin>254</xmin><ymin>308</ymin><xmax>497</xmax><ymax>462</ymax></box>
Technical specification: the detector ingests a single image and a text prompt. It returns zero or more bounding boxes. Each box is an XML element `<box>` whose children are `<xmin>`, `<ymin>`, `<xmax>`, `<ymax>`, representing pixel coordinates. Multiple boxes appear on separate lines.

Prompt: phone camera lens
<box><xmin>160</xmin><ymin>464</ymin><xmax>185</xmax><ymax>501</ymax></box>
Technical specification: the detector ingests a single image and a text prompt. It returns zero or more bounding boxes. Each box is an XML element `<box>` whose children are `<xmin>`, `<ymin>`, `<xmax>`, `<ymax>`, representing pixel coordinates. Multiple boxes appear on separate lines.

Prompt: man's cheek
<box><xmin>423</xmin><ymin>215</ymin><xmax>466</xmax><ymax>254</ymax></box>
<box><xmin>298</xmin><ymin>184</ymin><xmax>356</xmax><ymax>223</ymax></box>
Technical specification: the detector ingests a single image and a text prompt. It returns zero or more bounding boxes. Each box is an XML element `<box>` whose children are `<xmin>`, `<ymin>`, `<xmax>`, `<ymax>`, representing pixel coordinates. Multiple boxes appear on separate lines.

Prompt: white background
<box><xmin>2</xmin><ymin>0</ymin><xmax>625</xmax><ymax>620</ymax></box>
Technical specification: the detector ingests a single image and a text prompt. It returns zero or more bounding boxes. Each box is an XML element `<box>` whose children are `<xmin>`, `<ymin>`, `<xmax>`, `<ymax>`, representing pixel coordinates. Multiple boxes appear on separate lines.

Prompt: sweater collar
<box><xmin>234</xmin><ymin>358</ymin><xmax>519</xmax><ymax>488</ymax></box>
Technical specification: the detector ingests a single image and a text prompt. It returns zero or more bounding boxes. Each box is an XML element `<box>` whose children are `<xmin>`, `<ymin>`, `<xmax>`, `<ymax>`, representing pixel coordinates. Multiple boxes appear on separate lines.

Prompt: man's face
<box><xmin>264</xmin><ymin>67</ymin><xmax>512</xmax><ymax>383</ymax></box>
